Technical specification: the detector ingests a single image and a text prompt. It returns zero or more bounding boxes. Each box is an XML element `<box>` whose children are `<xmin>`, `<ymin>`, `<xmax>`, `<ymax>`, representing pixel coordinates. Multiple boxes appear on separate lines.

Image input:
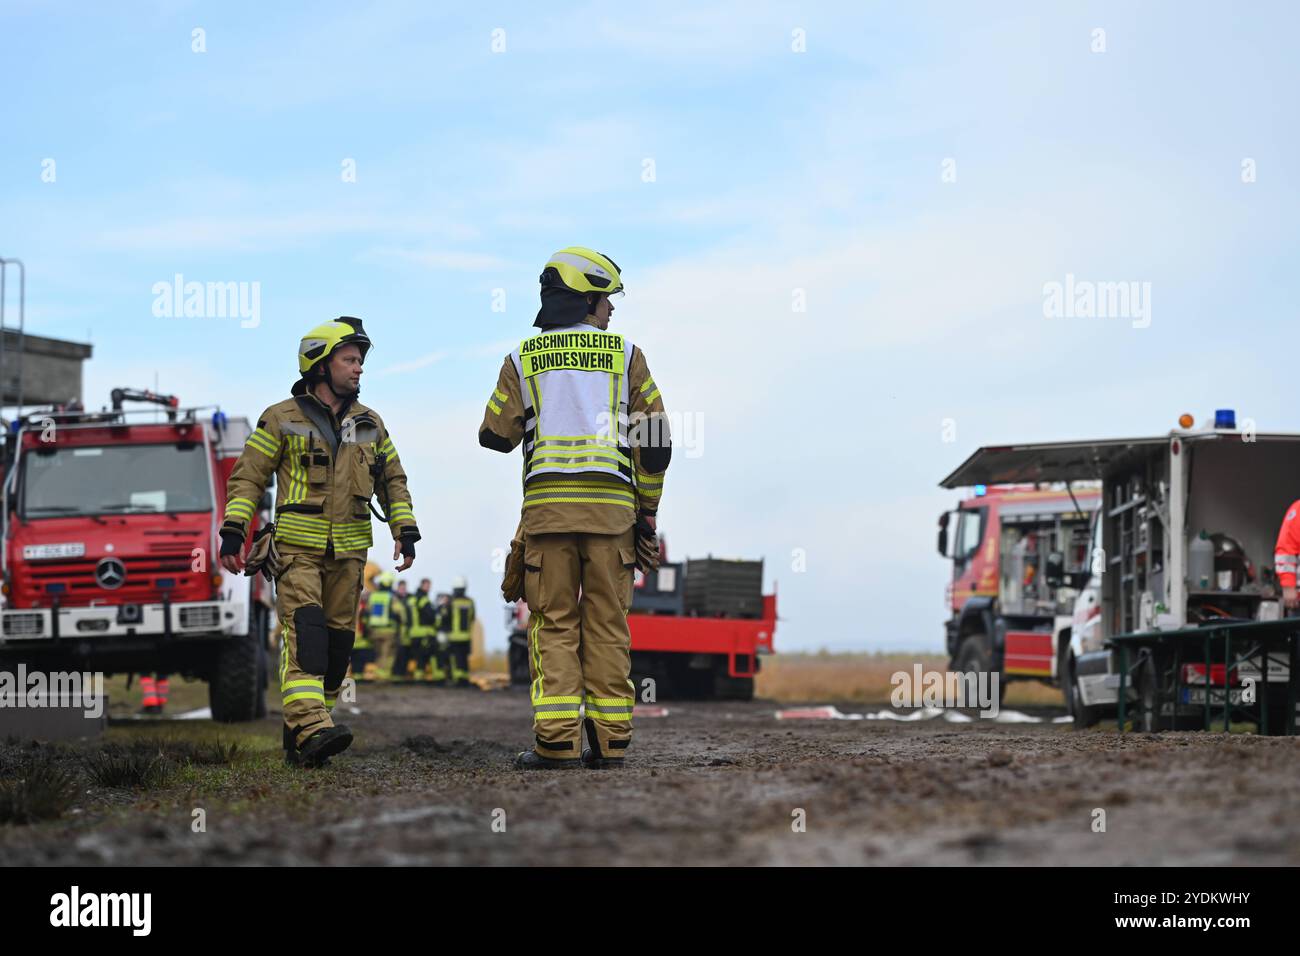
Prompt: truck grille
<box><xmin>179</xmin><ymin>606</ymin><xmax>220</xmax><ymax>630</ymax></box>
<box><xmin>3</xmin><ymin>613</ymin><xmax>45</xmax><ymax>637</ymax></box>
<box><xmin>18</xmin><ymin>554</ymin><xmax>205</xmax><ymax>604</ymax></box>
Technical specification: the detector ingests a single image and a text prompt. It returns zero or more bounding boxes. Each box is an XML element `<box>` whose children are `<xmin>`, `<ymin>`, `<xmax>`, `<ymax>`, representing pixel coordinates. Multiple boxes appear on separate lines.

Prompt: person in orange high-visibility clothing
<box><xmin>139</xmin><ymin>673</ymin><xmax>170</xmax><ymax>714</ymax></box>
<box><xmin>1274</xmin><ymin>500</ymin><xmax>1300</xmax><ymax>611</ymax></box>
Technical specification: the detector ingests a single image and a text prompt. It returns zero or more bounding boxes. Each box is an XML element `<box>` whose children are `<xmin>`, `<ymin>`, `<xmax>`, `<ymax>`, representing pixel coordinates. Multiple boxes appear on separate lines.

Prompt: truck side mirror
<box><xmin>937</xmin><ymin>512</ymin><xmax>950</xmax><ymax>557</ymax></box>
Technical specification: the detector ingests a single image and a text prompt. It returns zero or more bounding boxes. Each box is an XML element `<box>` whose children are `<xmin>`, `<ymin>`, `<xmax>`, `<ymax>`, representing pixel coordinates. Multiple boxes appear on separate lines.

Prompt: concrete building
<box><xmin>0</xmin><ymin>329</ymin><xmax>94</xmax><ymax>410</ymax></box>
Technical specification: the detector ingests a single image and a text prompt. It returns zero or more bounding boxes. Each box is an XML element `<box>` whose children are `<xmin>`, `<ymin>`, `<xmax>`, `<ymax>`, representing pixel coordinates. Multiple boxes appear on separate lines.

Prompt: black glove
<box><xmin>634</xmin><ymin>514</ymin><xmax>660</xmax><ymax>572</ymax></box>
<box><xmin>400</xmin><ymin>531</ymin><xmax>418</xmax><ymax>559</ymax></box>
<box><xmin>219</xmin><ymin>530</ymin><xmax>244</xmax><ymax>557</ymax></box>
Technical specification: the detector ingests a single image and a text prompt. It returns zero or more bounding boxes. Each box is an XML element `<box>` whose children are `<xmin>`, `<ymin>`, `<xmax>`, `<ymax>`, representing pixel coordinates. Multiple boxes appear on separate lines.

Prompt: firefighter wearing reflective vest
<box><xmin>409</xmin><ymin>578</ymin><xmax>442</xmax><ymax>681</ymax></box>
<box><xmin>367</xmin><ymin>572</ymin><xmax>406</xmax><ymax>679</ymax></box>
<box><xmin>352</xmin><ymin>590</ymin><xmax>376</xmax><ymax>679</ymax></box>
<box><xmin>479</xmin><ymin>247</ymin><xmax>671</xmax><ymax>769</ymax></box>
<box><xmin>446</xmin><ymin>576</ymin><xmax>476</xmax><ymax>687</ymax></box>
<box><xmin>391</xmin><ymin>579</ymin><xmax>415</xmax><ymax>678</ymax></box>
<box><xmin>1274</xmin><ymin>500</ymin><xmax>1300</xmax><ymax>612</ymax></box>
<box><xmin>433</xmin><ymin>592</ymin><xmax>452</xmax><ymax>681</ymax></box>
<box><xmin>219</xmin><ymin>317</ymin><xmax>421</xmax><ymax>767</ymax></box>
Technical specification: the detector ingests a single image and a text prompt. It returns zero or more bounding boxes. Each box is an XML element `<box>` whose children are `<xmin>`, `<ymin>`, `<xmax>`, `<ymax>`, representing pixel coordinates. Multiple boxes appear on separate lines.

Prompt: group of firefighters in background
<box><xmin>135</xmin><ymin>570</ymin><xmax>476</xmax><ymax>716</ymax></box>
<box><xmin>351</xmin><ymin>570</ymin><xmax>478</xmax><ymax>685</ymax></box>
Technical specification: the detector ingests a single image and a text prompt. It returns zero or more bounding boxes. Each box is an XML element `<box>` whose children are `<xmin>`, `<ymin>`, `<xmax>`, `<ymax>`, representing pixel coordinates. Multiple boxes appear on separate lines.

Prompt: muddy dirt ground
<box><xmin>3</xmin><ymin>682</ymin><xmax>1299</xmax><ymax>866</ymax></box>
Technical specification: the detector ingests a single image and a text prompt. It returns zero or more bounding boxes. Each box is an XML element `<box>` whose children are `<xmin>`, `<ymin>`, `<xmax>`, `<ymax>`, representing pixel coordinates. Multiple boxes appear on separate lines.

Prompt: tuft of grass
<box><xmin>191</xmin><ymin>738</ymin><xmax>242</xmax><ymax>766</ymax></box>
<box><xmin>0</xmin><ymin>757</ymin><xmax>78</xmax><ymax>824</ymax></box>
<box><xmin>84</xmin><ymin>744</ymin><xmax>175</xmax><ymax>790</ymax></box>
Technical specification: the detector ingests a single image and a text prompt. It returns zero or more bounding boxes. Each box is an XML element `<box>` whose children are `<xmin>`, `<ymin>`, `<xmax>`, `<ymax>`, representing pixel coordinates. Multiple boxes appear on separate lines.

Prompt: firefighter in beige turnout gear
<box><xmin>480</xmin><ymin>247</ymin><xmax>671</xmax><ymax>769</ymax></box>
<box><xmin>220</xmin><ymin>317</ymin><xmax>420</xmax><ymax>767</ymax></box>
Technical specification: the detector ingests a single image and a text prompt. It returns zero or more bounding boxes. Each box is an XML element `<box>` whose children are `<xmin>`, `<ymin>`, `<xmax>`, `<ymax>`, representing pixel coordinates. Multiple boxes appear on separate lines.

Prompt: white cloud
<box><xmin>380</xmin><ymin>351</ymin><xmax>447</xmax><ymax>375</ymax></box>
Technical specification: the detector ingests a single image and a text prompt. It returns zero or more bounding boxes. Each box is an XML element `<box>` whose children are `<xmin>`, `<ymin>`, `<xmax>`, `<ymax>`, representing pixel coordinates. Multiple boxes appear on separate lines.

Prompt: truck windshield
<box><xmin>21</xmin><ymin>443</ymin><xmax>212</xmax><ymax>517</ymax></box>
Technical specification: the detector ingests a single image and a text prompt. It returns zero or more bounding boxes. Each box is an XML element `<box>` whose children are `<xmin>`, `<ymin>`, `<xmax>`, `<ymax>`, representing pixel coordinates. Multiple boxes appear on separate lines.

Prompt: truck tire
<box><xmin>1057</xmin><ymin>634</ymin><xmax>1073</xmax><ymax>715</ymax></box>
<box><xmin>507</xmin><ymin>636</ymin><xmax>530</xmax><ymax>686</ymax></box>
<box><xmin>954</xmin><ymin>634</ymin><xmax>1008</xmax><ymax>706</ymax></box>
<box><xmin>210</xmin><ymin>630</ymin><xmax>261</xmax><ymax>723</ymax></box>
<box><xmin>1069</xmin><ymin>656</ymin><xmax>1100</xmax><ymax>729</ymax></box>
<box><xmin>713</xmin><ymin>673</ymin><xmax>755</xmax><ymax>701</ymax></box>
<box><xmin>1261</xmin><ymin>696</ymin><xmax>1296</xmax><ymax>736</ymax></box>
<box><xmin>251</xmin><ymin>604</ymin><xmax>270</xmax><ymax>719</ymax></box>
<box><xmin>254</xmin><ymin>641</ymin><xmax>268</xmax><ymax>719</ymax></box>
<box><xmin>954</xmin><ymin>634</ymin><xmax>991</xmax><ymax>678</ymax></box>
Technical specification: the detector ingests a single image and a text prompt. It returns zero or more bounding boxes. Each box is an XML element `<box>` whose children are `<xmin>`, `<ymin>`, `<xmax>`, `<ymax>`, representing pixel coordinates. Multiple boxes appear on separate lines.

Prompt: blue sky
<box><xmin>2</xmin><ymin>1</ymin><xmax>1298</xmax><ymax>651</ymax></box>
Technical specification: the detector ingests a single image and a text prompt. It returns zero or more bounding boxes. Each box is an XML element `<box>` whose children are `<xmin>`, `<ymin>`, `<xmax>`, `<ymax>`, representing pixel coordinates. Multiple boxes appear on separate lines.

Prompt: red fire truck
<box><xmin>937</xmin><ymin>484</ymin><xmax>1100</xmax><ymax>692</ymax></box>
<box><xmin>507</xmin><ymin>544</ymin><xmax>777</xmax><ymax>700</ymax></box>
<box><xmin>0</xmin><ymin>389</ymin><xmax>273</xmax><ymax>721</ymax></box>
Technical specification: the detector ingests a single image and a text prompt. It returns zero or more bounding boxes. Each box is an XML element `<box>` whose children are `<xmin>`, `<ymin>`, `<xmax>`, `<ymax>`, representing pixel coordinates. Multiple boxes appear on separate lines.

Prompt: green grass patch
<box><xmin>0</xmin><ymin>756</ymin><xmax>78</xmax><ymax>824</ymax></box>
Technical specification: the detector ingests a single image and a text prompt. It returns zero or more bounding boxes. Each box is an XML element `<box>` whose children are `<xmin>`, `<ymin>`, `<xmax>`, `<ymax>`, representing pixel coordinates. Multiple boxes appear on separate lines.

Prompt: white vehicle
<box><xmin>942</xmin><ymin>410</ymin><xmax>1297</xmax><ymax>731</ymax></box>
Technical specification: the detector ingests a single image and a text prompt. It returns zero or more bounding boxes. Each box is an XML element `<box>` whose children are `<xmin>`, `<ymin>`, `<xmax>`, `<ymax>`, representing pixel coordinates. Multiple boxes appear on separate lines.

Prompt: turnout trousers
<box><xmin>276</xmin><ymin>551</ymin><xmax>365</xmax><ymax>748</ymax></box>
<box><xmin>524</xmin><ymin>528</ymin><xmax>637</xmax><ymax>762</ymax></box>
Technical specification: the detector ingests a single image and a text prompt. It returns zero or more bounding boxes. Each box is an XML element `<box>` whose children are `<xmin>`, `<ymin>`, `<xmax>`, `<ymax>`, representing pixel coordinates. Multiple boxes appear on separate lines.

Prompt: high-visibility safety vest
<box><xmin>410</xmin><ymin>593</ymin><xmax>436</xmax><ymax>638</ymax></box>
<box><xmin>510</xmin><ymin>325</ymin><xmax>636</xmax><ymax>502</ymax></box>
<box><xmin>449</xmin><ymin>596</ymin><xmax>475</xmax><ymax>642</ymax></box>
<box><xmin>369</xmin><ymin>589</ymin><xmax>394</xmax><ymax>630</ymax></box>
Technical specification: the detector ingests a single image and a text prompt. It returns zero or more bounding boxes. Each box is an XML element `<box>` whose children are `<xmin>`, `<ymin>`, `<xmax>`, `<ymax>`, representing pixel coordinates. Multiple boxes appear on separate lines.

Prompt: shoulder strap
<box><xmin>294</xmin><ymin>396</ymin><xmax>340</xmax><ymax>458</ymax></box>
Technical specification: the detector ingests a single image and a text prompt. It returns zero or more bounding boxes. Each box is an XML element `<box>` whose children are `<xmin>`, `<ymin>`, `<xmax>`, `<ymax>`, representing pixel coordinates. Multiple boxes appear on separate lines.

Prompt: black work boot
<box><xmin>514</xmin><ymin>750</ymin><xmax>578</xmax><ymax>770</ymax></box>
<box><xmin>282</xmin><ymin>725</ymin><xmax>303</xmax><ymax>766</ymax></box>
<box><xmin>285</xmin><ymin>748</ymin><xmax>332</xmax><ymax>767</ymax></box>
<box><xmin>581</xmin><ymin>718</ymin><xmax>625</xmax><ymax>769</ymax></box>
<box><xmin>285</xmin><ymin>723</ymin><xmax>333</xmax><ymax>767</ymax></box>
<box><xmin>284</xmin><ymin>743</ymin><xmax>332</xmax><ymax>767</ymax></box>
<box><xmin>295</xmin><ymin>724</ymin><xmax>353</xmax><ymax>768</ymax></box>
<box><xmin>580</xmin><ymin>748</ymin><xmax>625</xmax><ymax>769</ymax></box>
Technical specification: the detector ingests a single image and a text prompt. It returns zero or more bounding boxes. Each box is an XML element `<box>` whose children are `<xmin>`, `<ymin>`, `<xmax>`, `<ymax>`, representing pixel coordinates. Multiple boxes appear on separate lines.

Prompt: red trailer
<box><xmin>627</xmin><ymin>588</ymin><xmax>776</xmax><ymax>700</ymax></box>
<box><xmin>506</xmin><ymin>547</ymin><xmax>777</xmax><ymax>700</ymax></box>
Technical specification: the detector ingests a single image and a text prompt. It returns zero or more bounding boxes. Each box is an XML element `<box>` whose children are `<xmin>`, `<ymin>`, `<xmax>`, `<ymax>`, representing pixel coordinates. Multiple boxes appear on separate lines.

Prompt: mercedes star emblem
<box><xmin>95</xmin><ymin>557</ymin><xmax>126</xmax><ymax>590</ymax></box>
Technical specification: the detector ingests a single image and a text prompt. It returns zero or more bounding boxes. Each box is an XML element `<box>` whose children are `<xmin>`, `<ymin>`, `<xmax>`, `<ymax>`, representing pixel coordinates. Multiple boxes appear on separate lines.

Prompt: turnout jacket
<box><xmin>222</xmin><ymin>384</ymin><xmax>420</xmax><ymax>557</ymax></box>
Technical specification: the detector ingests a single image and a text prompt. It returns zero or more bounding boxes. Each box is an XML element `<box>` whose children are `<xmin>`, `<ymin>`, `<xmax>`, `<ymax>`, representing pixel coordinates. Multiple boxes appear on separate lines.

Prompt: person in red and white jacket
<box><xmin>1273</xmin><ymin>500</ymin><xmax>1300</xmax><ymax>610</ymax></box>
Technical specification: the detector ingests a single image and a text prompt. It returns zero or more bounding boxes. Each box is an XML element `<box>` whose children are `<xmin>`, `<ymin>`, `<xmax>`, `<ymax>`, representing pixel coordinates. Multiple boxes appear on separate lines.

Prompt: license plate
<box><xmin>23</xmin><ymin>542</ymin><xmax>85</xmax><ymax>560</ymax></box>
<box><xmin>1181</xmin><ymin>688</ymin><xmax>1245</xmax><ymax>705</ymax></box>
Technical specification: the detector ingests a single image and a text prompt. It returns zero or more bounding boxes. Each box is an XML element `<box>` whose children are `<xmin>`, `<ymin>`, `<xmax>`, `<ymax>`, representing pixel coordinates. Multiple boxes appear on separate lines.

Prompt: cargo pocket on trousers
<box><xmin>618</xmin><ymin>547</ymin><xmax>637</xmax><ymax>612</ymax></box>
<box><xmin>523</xmin><ymin>549</ymin><xmax>544</xmax><ymax>611</ymax></box>
<box><xmin>273</xmin><ymin>551</ymin><xmax>297</xmax><ymax>584</ymax></box>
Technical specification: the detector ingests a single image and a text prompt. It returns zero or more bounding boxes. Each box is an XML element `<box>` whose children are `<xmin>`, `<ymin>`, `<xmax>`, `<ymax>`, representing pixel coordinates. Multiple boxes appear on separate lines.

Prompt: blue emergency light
<box><xmin>1214</xmin><ymin>409</ymin><xmax>1236</xmax><ymax>429</ymax></box>
<box><xmin>974</xmin><ymin>484</ymin><xmax>987</xmax><ymax>497</ymax></box>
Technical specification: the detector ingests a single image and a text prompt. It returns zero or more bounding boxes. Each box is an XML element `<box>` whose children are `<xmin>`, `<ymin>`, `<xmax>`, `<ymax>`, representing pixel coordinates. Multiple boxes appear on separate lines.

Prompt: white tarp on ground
<box><xmin>120</xmin><ymin>706</ymin><xmax>212</xmax><ymax>721</ymax></box>
<box><xmin>774</xmin><ymin>705</ymin><xmax>1071</xmax><ymax>724</ymax></box>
